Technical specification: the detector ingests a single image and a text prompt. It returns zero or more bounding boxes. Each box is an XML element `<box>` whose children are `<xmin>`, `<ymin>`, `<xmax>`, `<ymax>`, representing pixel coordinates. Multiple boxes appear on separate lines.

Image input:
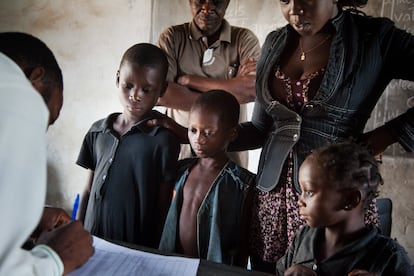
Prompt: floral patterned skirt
<box><xmin>248</xmin><ymin>154</ymin><xmax>379</xmax><ymax>263</ymax></box>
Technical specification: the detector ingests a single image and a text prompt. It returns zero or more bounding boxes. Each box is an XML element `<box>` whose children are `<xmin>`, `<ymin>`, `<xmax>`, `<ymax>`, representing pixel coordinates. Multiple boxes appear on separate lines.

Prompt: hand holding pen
<box><xmin>32</xmin><ymin>198</ymin><xmax>93</xmax><ymax>274</ymax></box>
<box><xmin>31</xmin><ymin>193</ymin><xmax>81</xmax><ymax>241</ymax></box>
<box><xmin>36</xmin><ymin>218</ymin><xmax>93</xmax><ymax>275</ymax></box>
<box><xmin>31</xmin><ymin>206</ymin><xmax>72</xmax><ymax>241</ymax></box>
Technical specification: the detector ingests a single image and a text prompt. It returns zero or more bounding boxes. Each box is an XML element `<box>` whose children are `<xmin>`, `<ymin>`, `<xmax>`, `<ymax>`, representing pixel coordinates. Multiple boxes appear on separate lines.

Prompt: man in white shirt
<box><xmin>0</xmin><ymin>32</ymin><xmax>93</xmax><ymax>276</ymax></box>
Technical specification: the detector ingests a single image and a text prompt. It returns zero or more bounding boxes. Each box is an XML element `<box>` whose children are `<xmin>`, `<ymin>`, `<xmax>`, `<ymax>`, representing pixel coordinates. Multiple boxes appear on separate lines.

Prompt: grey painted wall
<box><xmin>1</xmin><ymin>0</ymin><xmax>413</xmax><ymax>261</ymax></box>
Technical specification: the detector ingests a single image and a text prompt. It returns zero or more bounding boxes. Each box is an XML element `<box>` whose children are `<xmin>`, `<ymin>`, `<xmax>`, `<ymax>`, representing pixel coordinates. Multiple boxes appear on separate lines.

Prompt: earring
<box><xmin>299</xmin><ymin>9</ymin><xmax>304</xmax><ymax>15</ymax></box>
<box><xmin>344</xmin><ymin>205</ymin><xmax>351</xmax><ymax>210</ymax></box>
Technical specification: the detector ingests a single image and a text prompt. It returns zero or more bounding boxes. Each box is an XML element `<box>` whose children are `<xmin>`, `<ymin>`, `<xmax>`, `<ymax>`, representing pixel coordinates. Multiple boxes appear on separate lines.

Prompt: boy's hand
<box><xmin>31</xmin><ymin>207</ymin><xmax>71</xmax><ymax>240</ymax></box>
<box><xmin>37</xmin><ymin>221</ymin><xmax>93</xmax><ymax>275</ymax></box>
<box><xmin>284</xmin><ymin>264</ymin><xmax>317</xmax><ymax>276</ymax></box>
<box><xmin>348</xmin><ymin>269</ymin><xmax>377</xmax><ymax>276</ymax></box>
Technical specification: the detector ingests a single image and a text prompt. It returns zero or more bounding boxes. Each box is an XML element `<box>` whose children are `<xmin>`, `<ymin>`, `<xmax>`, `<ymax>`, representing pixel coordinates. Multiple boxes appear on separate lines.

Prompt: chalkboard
<box><xmin>151</xmin><ymin>0</ymin><xmax>414</xmax><ymax>157</ymax></box>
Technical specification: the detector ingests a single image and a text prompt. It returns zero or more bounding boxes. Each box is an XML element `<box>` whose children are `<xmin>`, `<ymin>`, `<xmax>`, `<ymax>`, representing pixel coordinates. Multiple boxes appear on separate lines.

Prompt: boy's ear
<box><xmin>25</xmin><ymin>66</ymin><xmax>45</xmax><ymax>92</ymax></box>
<box><xmin>115</xmin><ymin>70</ymin><xmax>120</xmax><ymax>87</ymax></box>
<box><xmin>343</xmin><ymin>189</ymin><xmax>363</xmax><ymax>211</ymax></box>
<box><xmin>159</xmin><ymin>81</ymin><xmax>168</xmax><ymax>98</ymax></box>
<box><xmin>228</xmin><ymin>125</ymin><xmax>239</xmax><ymax>142</ymax></box>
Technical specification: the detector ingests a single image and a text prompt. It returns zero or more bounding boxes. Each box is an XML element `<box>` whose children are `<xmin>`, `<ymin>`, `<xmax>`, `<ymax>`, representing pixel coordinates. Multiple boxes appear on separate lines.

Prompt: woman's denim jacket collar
<box><xmin>253</xmin><ymin>10</ymin><xmax>414</xmax><ymax>192</ymax></box>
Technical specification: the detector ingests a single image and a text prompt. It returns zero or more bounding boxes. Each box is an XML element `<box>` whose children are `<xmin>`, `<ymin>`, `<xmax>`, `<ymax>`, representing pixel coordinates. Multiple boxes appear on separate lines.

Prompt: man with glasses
<box><xmin>157</xmin><ymin>0</ymin><xmax>260</xmax><ymax>168</ymax></box>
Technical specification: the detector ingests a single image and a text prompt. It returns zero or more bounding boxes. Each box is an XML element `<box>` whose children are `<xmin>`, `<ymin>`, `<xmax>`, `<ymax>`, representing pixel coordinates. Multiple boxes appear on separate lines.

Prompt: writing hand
<box><xmin>37</xmin><ymin>220</ymin><xmax>93</xmax><ymax>275</ymax></box>
<box><xmin>31</xmin><ymin>206</ymin><xmax>71</xmax><ymax>240</ymax></box>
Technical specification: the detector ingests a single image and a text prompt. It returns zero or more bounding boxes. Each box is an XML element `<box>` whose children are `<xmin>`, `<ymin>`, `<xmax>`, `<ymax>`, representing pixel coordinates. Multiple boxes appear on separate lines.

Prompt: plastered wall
<box><xmin>1</xmin><ymin>0</ymin><xmax>413</xmax><ymax>261</ymax></box>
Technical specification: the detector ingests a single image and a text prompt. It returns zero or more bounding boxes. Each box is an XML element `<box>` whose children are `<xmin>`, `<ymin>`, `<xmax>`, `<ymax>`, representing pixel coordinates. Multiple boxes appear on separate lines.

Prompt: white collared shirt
<box><xmin>0</xmin><ymin>53</ymin><xmax>63</xmax><ymax>275</ymax></box>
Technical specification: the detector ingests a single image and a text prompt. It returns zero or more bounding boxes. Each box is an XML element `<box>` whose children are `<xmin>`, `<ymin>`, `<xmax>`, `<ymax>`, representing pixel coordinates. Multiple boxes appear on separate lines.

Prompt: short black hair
<box><xmin>0</xmin><ymin>32</ymin><xmax>63</xmax><ymax>93</ymax></box>
<box><xmin>310</xmin><ymin>142</ymin><xmax>383</xmax><ymax>207</ymax></box>
<box><xmin>119</xmin><ymin>43</ymin><xmax>168</xmax><ymax>81</ymax></box>
<box><xmin>338</xmin><ymin>0</ymin><xmax>368</xmax><ymax>14</ymax></box>
<box><xmin>191</xmin><ymin>90</ymin><xmax>240</xmax><ymax>128</ymax></box>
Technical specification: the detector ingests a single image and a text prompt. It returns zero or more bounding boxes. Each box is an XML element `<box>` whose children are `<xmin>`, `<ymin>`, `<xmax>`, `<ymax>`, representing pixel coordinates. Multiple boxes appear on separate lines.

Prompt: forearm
<box><xmin>229</xmin><ymin>122</ymin><xmax>265</xmax><ymax>151</ymax></box>
<box><xmin>166</xmin><ymin>121</ymin><xmax>189</xmax><ymax>144</ymax></box>
<box><xmin>361</xmin><ymin>123</ymin><xmax>406</xmax><ymax>156</ymax></box>
<box><xmin>78</xmin><ymin>172</ymin><xmax>93</xmax><ymax>223</ymax></box>
<box><xmin>157</xmin><ymin>81</ymin><xmax>201</xmax><ymax>111</ymax></box>
<box><xmin>180</xmin><ymin>75</ymin><xmax>256</xmax><ymax>104</ymax></box>
<box><xmin>384</xmin><ymin>107</ymin><xmax>414</xmax><ymax>152</ymax></box>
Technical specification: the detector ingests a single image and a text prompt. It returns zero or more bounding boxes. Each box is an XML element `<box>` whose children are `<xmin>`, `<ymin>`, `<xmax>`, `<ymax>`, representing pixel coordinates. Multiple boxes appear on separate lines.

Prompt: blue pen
<box><xmin>71</xmin><ymin>193</ymin><xmax>80</xmax><ymax>220</ymax></box>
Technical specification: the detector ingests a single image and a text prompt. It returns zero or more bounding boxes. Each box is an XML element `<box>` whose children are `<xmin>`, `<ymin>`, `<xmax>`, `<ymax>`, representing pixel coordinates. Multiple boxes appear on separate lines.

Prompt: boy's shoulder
<box><xmin>176</xmin><ymin>159</ymin><xmax>256</xmax><ymax>183</ymax></box>
<box><xmin>177</xmin><ymin>158</ymin><xmax>198</xmax><ymax>173</ymax></box>
<box><xmin>135</xmin><ymin>110</ymin><xmax>181</xmax><ymax>141</ymax></box>
<box><xmin>226</xmin><ymin>161</ymin><xmax>256</xmax><ymax>186</ymax></box>
<box><xmin>88</xmin><ymin>113</ymin><xmax>120</xmax><ymax>133</ymax></box>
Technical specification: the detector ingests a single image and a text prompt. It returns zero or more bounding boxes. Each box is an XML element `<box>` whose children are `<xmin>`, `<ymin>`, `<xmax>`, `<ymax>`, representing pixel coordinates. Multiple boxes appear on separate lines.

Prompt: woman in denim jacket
<box><xmin>230</xmin><ymin>0</ymin><xmax>414</xmax><ymax>273</ymax></box>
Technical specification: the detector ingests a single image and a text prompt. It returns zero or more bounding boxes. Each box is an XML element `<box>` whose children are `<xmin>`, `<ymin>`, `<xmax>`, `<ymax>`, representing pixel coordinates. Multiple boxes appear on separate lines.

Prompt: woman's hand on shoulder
<box><xmin>147</xmin><ymin>115</ymin><xmax>188</xmax><ymax>143</ymax></box>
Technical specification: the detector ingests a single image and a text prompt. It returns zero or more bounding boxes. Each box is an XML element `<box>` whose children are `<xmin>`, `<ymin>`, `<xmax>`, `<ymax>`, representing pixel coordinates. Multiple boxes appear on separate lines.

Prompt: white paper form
<box><xmin>68</xmin><ymin>236</ymin><xmax>200</xmax><ymax>276</ymax></box>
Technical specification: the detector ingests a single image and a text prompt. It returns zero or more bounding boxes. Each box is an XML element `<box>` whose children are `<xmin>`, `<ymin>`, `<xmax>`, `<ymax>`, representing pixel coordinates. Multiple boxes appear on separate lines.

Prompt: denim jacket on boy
<box><xmin>158</xmin><ymin>159</ymin><xmax>255</xmax><ymax>265</ymax></box>
<box><xmin>235</xmin><ymin>10</ymin><xmax>414</xmax><ymax>192</ymax></box>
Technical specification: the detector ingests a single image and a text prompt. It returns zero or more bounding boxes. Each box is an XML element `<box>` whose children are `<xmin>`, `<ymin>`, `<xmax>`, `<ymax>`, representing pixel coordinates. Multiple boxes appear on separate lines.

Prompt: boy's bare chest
<box><xmin>183</xmin><ymin>165</ymin><xmax>223</xmax><ymax>209</ymax></box>
<box><xmin>177</xmin><ymin>165</ymin><xmax>223</xmax><ymax>256</ymax></box>
<box><xmin>183</xmin><ymin>169</ymin><xmax>219</xmax><ymax>207</ymax></box>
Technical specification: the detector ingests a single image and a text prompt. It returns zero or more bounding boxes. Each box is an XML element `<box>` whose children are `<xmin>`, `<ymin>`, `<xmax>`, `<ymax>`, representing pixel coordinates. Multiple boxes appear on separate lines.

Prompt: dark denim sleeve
<box><xmin>381</xmin><ymin>20</ymin><xmax>414</xmax><ymax>152</ymax></box>
<box><xmin>385</xmin><ymin>107</ymin><xmax>414</xmax><ymax>152</ymax></box>
<box><xmin>381</xmin><ymin>19</ymin><xmax>414</xmax><ymax>81</ymax></box>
